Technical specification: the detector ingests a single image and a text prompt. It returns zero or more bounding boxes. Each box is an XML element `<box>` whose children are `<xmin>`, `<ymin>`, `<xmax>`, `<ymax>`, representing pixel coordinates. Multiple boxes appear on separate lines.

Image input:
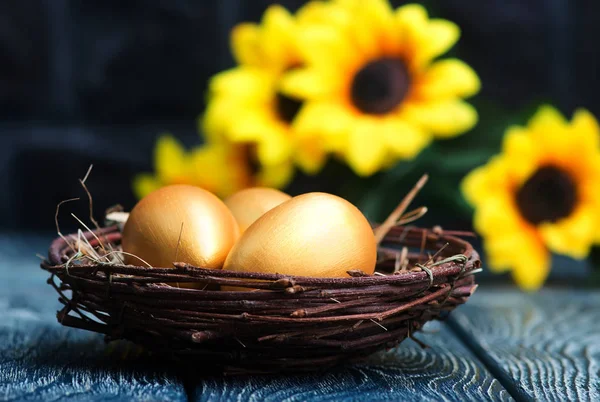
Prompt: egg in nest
<box><xmin>223</xmin><ymin>192</ymin><xmax>377</xmax><ymax>284</ymax></box>
<box><xmin>122</xmin><ymin>185</ymin><xmax>239</xmax><ymax>278</ymax></box>
<box><xmin>224</xmin><ymin>187</ymin><xmax>291</xmax><ymax>233</ymax></box>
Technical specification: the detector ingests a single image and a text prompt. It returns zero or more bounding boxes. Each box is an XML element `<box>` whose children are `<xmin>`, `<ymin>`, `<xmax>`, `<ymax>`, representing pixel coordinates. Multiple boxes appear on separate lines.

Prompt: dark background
<box><xmin>0</xmin><ymin>0</ymin><xmax>597</xmax><ymax>231</ymax></box>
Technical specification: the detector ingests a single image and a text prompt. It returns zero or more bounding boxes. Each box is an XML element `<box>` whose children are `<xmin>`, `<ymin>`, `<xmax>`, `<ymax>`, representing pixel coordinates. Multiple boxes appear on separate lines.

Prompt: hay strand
<box><xmin>374</xmin><ymin>174</ymin><xmax>429</xmax><ymax>244</ymax></box>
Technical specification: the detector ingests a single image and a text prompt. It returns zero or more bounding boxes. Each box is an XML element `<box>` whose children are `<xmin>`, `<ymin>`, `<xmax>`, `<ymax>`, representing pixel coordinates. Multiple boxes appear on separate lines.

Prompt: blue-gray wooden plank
<box><xmin>449</xmin><ymin>288</ymin><xmax>600</xmax><ymax>402</ymax></box>
<box><xmin>0</xmin><ymin>232</ymin><xmax>187</xmax><ymax>402</ymax></box>
<box><xmin>193</xmin><ymin>320</ymin><xmax>512</xmax><ymax>402</ymax></box>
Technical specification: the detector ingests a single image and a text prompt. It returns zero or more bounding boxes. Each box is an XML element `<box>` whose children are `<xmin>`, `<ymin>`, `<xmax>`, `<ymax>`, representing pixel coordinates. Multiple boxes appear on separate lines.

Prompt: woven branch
<box><xmin>40</xmin><ymin>225</ymin><xmax>480</xmax><ymax>373</ymax></box>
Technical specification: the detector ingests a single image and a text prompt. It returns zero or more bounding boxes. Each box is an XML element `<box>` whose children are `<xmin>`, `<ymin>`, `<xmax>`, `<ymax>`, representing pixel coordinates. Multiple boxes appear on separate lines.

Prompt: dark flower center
<box><xmin>276</xmin><ymin>92</ymin><xmax>303</xmax><ymax>123</ymax></box>
<box><xmin>515</xmin><ymin>166</ymin><xmax>577</xmax><ymax>225</ymax></box>
<box><xmin>351</xmin><ymin>57</ymin><xmax>410</xmax><ymax>115</ymax></box>
<box><xmin>242</xmin><ymin>144</ymin><xmax>261</xmax><ymax>175</ymax></box>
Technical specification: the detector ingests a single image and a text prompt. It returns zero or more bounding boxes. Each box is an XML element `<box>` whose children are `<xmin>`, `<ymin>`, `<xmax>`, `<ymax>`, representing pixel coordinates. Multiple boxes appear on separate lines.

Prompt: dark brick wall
<box><xmin>0</xmin><ymin>0</ymin><xmax>597</xmax><ymax>229</ymax></box>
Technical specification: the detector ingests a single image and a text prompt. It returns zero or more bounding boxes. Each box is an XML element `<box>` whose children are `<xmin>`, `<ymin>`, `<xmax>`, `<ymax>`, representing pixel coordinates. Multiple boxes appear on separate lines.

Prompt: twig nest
<box><xmin>223</xmin><ymin>192</ymin><xmax>377</xmax><ymax>285</ymax></box>
<box><xmin>122</xmin><ymin>185</ymin><xmax>239</xmax><ymax>270</ymax></box>
<box><xmin>224</xmin><ymin>187</ymin><xmax>291</xmax><ymax>233</ymax></box>
<box><xmin>42</xmin><ymin>224</ymin><xmax>480</xmax><ymax>373</ymax></box>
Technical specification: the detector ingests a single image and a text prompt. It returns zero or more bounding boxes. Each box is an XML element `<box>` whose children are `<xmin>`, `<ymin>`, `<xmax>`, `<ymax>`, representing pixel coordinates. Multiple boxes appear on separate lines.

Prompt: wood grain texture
<box><xmin>193</xmin><ymin>321</ymin><xmax>512</xmax><ymax>402</ymax></box>
<box><xmin>0</xmin><ymin>233</ymin><xmax>187</xmax><ymax>402</ymax></box>
<box><xmin>449</xmin><ymin>288</ymin><xmax>600</xmax><ymax>402</ymax></box>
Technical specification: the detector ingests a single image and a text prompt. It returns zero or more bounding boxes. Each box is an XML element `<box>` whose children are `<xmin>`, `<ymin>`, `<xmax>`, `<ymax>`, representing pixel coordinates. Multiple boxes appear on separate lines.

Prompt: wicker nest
<box><xmin>40</xmin><ymin>224</ymin><xmax>480</xmax><ymax>373</ymax></box>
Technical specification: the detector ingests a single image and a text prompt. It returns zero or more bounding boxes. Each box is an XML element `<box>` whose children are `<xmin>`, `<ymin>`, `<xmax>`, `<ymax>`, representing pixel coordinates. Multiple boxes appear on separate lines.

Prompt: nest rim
<box><xmin>44</xmin><ymin>225</ymin><xmax>479</xmax><ymax>287</ymax></box>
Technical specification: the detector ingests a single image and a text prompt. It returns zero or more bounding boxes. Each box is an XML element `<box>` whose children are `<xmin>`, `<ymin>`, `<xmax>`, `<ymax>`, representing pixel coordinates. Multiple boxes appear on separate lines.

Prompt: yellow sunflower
<box><xmin>462</xmin><ymin>106</ymin><xmax>600</xmax><ymax>290</ymax></box>
<box><xmin>282</xmin><ymin>0</ymin><xmax>480</xmax><ymax>176</ymax></box>
<box><xmin>202</xmin><ymin>4</ymin><xmax>328</xmax><ymax>187</ymax></box>
<box><xmin>133</xmin><ymin>134</ymin><xmax>252</xmax><ymax>199</ymax></box>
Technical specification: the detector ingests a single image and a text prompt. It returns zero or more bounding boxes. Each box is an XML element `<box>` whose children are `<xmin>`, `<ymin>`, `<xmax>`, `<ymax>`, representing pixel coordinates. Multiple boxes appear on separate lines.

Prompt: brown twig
<box><xmin>55</xmin><ymin>198</ymin><xmax>80</xmax><ymax>239</ymax></box>
<box><xmin>79</xmin><ymin>164</ymin><xmax>101</xmax><ymax>231</ymax></box>
<box><xmin>174</xmin><ymin>222</ymin><xmax>184</xmax><ymax>263</ymax></box>
<box><xmin>396</xmin><ymin>206</ymin><xmax>428</xmax><ymax>226</ymax></box>
<box><xmin>374</xmin><ymin>174</ymin><xmax>428</xmax><ymax>244</ymax></box>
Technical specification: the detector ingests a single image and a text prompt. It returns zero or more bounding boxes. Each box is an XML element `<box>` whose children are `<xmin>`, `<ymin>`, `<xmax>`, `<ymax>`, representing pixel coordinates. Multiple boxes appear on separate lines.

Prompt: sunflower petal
<box><xmin>502</xmin><ymin>127</ymin><xmax>541</xmax><ymax>183</ymax></box>
<box><xmin>421</xmin><ymin>20</ymin><xmax>460</xmax><ymax>61</ymax></box>
<box><xmin>473</xmin><ymin>196</ymin><xmax>523</xmax><ymax>237</ymax></box>
<box><xmin>188</xmin><ymin>146</ymin><xmax>223</xmax><ymax>194</ymax></box>
<box><xmin>567</xmin><ymin>110</ymin><xmax>600</xmax><ymax>180</ymax></box>
<box><xmin>298</xmin><ymin>0</ymin><xmax>353</xmax><ymax>35</ymax></box>
<box><xmin>461</xmin><ymin>157</ymin><xmax>511</xmax><ymax>207</ymax></box>
<box><xmin>256</xmin><ymin>161</ymin><xmax>295</xmax><ymax>189</ymax></box>
<box><xmin>296</xmin><ymin>1</ymin><xmax>333</xmax><ymax>23</ymax></box>
<box><xmin>367</xmin><ymin>0</ymin><xmax>397</xmax><ymax>45</ymax></box>
<box><xmin>346</xmin><ymin>119</ymin><xmax>388</xmax><ymax>176</ymax></box>
<box><xmin>208</xmin><ymin>68</ymin><xmax>273</xmax><ymax>102</ymax></box>
<box><xmin>402</xmin><ymin>100</ymin><xmax>478</xmax><ymax>137</ymax></box>
<box><xmin>294</xmin><ymin>102</ymin><xmax>354</xmax><ymax>152</ymax></box>
<box><xmin>509</xmin><ymin>240</ymin><xmax>550</xmax><ymax>291</ymax></box>
<box><xmin>395</xmin><ymin>4</ymin><xmax>429</xmax><ymax>32</ymax></box>
<box><xmin>484</xmin><ymin>231</ymin><xmax>544</xmax><ymax>275</ymax></box>
<box><xmin>294</xmin><ymin>136</ymin><xmax>328</xmax><ymax>175</ymax></box>
<box><xmin>231</xmin><ymin>23</ymin><xmax>262</xmax><ymax>66</ymax></box>
<box><xmin>462</xmin><ymin>160</ymin><xmax>497</xmax><ymax>207</ymax></box>
<box><xmin>190</xmin><ymin>143</ymin><xmax>253</xmax><ymax>197</ymax></box>
<box><xmin>260</xmin><ymin>5</ymin><xmax>296</xmax><ymax>68</ymax></box>
<box><xmin>396</xmin><ymin>5</ymin><xmax>459</xmax><ymax>64</ymax></box>
<box><xmin>280</xmin><ymin>68</ymin><xmax>340</xmax><ymax>99</ymax></box>
<box><xmin>201</xmin><ymin>100</ymin><xmax>234</xmax><ymax>142</ymax></box>
<box><xmin>334</xmin><ymin>0</ymin><xmax>360</xmax><ymax>7</ymax></box>
<box><xmin>133</xmin><ymin>174</ymin><xmax>161</xmax><ymax>199</ymax></box>
<box><xmin>539</xmin><ymin>206</ymin><xmax>596</xmax><ymax>259</ymax></box>
<box><xmin>261</xmin><ymin>5</ymin><xmax>294</xmax><ymax>37</ymax></box>
<box><xmin>417</xmin><ymin>59</ymin><xmax>480</xmax><ymax>99</ymax></box>
<box><xmin>475</xmin><ymin>198</ymin><xmax>551</xmax><ymax>290</ymax></box>
<box><xmin>461</xmin><ymin>165</ymin><xmax>487</xmax><ymax>207</ymax></box>
<box><xmin>227</xmin><ymin>111</ymin><xmax>276</xmax><ymax>143</ymax></box>
<box><xmin>154</xmin><ymin>135</ymin><xmax>188</xmax><ymax>183</ymax></box>
<box><xmin>571</xmin><ymin>108</ymin><xmax>600</xmax><ymax>149</ymax></box>
<box><xmin>382</xmin><ymin>118</ymin><xmax>431</xmax><ymax>159</ymax></box>
<box><xmin>256</xmin><ymin>130</ymin><xmax>293</xmax><ymax>166</ymax></box>
<box><xmin>525</xmin><ymin>107</ymin><xmax>574</xmax><ymax>162</ymax></box>
<box><xmin>528</xmin><ymin>105</ymin><xmax>567</xmax><ymax>132</ymax></box>
<box><xmin>297</xmin><ymin>25</ymin><xmax>358</xmax><ymax>68</ymax></box>
<box><xmin>349</xmin><ymin>0</ymin><xmax>396</xmax><ymax>57</ymax></box>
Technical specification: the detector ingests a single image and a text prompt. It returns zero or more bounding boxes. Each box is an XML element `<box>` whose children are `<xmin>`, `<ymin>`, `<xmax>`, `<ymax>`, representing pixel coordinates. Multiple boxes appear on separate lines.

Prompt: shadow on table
<box><xmin>183</xmin><ymin>321</ymin><xmax>507</xmax><ymax>401</ymax></box>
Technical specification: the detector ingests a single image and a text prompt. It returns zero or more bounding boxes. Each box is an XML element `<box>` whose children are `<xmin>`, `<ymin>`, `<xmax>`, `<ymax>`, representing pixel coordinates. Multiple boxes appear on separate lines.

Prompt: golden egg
<box><xmin>224</xmin><ymin>187</ymin><xmax>291</xmax><ymax>233</ymax></box>
<box><xmin>122</xmin><ymin>185</ymin><xmax>239</xmax><ymax>273</ymax></box>
<box><xmin>223</xmin><ymin>192</ymin><xmax>377</xmax><ymax>285</ymax></box>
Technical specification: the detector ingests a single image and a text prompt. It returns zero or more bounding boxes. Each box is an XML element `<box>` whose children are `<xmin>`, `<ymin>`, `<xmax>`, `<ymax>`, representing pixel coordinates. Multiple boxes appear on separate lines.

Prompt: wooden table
<box><xmin>1</xmin><ymin>233</ymin><xmax>598</xmax><ymax>401</ymax></box>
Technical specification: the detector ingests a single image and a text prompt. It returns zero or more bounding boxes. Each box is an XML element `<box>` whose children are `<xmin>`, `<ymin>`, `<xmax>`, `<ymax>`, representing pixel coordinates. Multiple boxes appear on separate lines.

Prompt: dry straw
<box><xmin>41</xmin><ymin>174</ymin><xmax>480</xmax><ymax>373</ymax></box>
